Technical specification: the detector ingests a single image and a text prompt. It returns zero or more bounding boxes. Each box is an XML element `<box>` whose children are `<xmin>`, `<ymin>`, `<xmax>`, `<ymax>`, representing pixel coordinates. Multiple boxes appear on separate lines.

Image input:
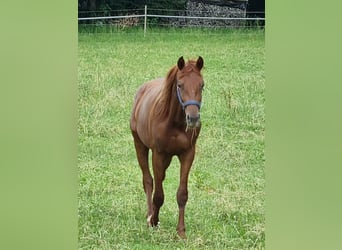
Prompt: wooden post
<box><xmin>144</xmin><ymin>5</ymin><xmax>147</xmax><ymax>37</ymax></box>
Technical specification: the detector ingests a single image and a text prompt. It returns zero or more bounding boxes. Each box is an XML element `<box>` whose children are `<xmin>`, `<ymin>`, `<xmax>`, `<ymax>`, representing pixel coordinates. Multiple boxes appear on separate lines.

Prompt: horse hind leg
<box><xmin>150</xmin><ymin>151</ymin><xmax>172</xmax><ymax>227</ymax></box>
<box><xmin>132</xmin><ymin>132</ymin><xmax>153</xmax><ymax>224</ymax></box>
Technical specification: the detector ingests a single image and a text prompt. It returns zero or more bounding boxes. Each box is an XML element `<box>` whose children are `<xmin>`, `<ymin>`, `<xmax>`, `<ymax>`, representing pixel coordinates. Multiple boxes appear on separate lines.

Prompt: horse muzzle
<box><xmin>186</xmin><ymin>113</ymin><xmax>201</xmax><ymax>128</ymax></box>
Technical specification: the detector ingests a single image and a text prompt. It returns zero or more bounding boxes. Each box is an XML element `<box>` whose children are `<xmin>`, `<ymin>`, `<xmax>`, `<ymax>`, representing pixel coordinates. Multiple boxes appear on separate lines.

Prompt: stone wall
<box><xmin>167</xmin><ymin>0</ymin><xmax>248</xmax><ymax>27</ymax></box>
<box><xmin>185</xmin><ymin>0</ymin><xmax>247</xmax><ymax>27</ymax></box>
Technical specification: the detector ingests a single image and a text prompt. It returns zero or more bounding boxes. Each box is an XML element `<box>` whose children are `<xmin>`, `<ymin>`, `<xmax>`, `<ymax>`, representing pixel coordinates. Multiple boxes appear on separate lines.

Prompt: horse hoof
<box><xmin>177</xmin><ymin>227</ymin><xmax>186</xmax><ymax>239</ymax></box>
<box><xmin>177</xmin><ymin>230</ymin><xmax>187</xmax><ymax>239</ymax></box>
<box><xmin>146</xmin><ymin>215</ymin><xmax>152</xmax><ymax>227</ymax></box>
<box><xmin>147</xmin><ymin>215</ymin><xmax>160</xmax><ymax>228</ymax></box>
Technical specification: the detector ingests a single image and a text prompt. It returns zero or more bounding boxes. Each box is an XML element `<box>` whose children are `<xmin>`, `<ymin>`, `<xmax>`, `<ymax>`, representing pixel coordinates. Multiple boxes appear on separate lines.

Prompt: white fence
<box><xmin>78</xmin><ymin>5</ymin><xmax>265</xmax><ymax>34</ymax></box>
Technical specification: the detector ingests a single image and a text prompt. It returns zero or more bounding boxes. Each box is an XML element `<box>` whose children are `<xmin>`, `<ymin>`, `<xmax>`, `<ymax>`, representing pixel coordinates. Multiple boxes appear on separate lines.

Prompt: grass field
<box><xmin>78</xmin><ymin>28</ymin><xmax>265</xmax><ymax>249</ymax></box>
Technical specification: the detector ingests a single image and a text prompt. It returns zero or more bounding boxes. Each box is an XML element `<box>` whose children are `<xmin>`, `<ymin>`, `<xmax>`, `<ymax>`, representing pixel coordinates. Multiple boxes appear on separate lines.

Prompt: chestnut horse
<box><xmin>130</xmin><ymin>56</ymin><xmax>204</xmax><ymax>238</ymax></box>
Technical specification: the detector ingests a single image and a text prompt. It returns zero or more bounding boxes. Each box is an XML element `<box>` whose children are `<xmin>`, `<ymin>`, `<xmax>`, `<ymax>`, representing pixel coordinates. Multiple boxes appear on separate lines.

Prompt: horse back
<box><xmin>130</xmin><ymin>78</ymin><xmax>163</xmax><ymax>147</ymax></box>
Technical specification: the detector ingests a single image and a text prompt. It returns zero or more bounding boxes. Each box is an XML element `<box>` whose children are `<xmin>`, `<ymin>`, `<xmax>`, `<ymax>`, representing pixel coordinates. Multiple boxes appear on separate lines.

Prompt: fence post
<box><xmin>144</xmin><ymin>5</ymin><xmax>147</xmax><ymax>37</ymax></box>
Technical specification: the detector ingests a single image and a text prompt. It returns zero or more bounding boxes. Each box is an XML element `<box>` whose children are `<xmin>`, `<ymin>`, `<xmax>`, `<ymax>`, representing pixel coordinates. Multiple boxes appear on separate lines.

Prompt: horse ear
<box><xmin>196</xmin><ymin>56</ymin><xmax>204</xmax><ymax>71</ymax></box>
<box><xmin>177</xmin><ymin>56</ymin><xmax>185</xmax><ymax>70</ymax></box>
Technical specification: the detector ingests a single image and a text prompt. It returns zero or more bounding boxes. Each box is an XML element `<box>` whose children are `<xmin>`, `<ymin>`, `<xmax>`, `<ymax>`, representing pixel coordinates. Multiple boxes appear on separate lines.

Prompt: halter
<box><xmin>176</xmin><ymin>85</ymin><xmax>202</xmax><ymax>110</ymax></box>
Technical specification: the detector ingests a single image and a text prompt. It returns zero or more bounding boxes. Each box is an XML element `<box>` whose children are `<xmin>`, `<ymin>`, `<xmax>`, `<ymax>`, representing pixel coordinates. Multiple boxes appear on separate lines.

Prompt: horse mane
<box><xmin>153</xmin><ymin>59</ymin><xmax>201</xmax><ymax>120</ymax></box>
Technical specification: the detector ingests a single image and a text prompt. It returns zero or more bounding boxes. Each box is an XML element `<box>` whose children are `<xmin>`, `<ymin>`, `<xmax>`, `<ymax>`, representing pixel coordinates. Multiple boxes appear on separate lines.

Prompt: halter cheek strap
<box><xmin>176</xmin><ymin>86</ymin><xmax>202</xmax><ymax>110</ymax></box>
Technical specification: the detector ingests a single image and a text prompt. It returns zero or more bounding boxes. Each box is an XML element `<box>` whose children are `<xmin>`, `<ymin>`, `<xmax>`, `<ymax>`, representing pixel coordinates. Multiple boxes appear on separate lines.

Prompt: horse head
<box><xmin>176</xmin><ymin>56</ymin><xmax>204</xmax><ymax>129</ymax></box>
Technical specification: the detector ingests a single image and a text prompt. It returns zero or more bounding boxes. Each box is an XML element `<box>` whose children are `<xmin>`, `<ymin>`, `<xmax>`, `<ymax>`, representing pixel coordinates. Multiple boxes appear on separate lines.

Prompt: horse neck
<box><xmin>167</xmin><ymin>83</ymin><xmax>184</xmax><ymax>126</ymax></box>
<box><xmin>155</xmin><ymin>67</ymin><xmax>185</xmax><ymax>128</ymax></box>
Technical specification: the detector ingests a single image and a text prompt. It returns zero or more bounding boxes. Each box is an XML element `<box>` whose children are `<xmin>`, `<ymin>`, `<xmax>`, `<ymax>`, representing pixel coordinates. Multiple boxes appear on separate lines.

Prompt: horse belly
<box><xmin>136</xmin><ymin>123</ymin><xmax>153</xmax><ymax>148</ymax></box>
<box><xmin>133</xmin><ymin>105</ymin><xmax>154</xmax><ymax>148</ymax></box>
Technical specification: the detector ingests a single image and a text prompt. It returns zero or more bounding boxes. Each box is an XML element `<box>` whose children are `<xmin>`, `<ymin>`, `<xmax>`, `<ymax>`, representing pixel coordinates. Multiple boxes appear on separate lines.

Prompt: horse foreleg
<box><xmin>176</xmin><ymin>149</ymin><xmax>195</xmax><ymax>239</ymax></box>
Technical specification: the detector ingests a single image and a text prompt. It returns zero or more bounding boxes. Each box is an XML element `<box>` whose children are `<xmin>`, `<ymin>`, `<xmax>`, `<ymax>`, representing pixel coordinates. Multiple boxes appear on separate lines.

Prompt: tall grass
<box><xmin>78</xmin><ymin>28</ymin><xmax>265</xmax><ymax>249</ymax></box>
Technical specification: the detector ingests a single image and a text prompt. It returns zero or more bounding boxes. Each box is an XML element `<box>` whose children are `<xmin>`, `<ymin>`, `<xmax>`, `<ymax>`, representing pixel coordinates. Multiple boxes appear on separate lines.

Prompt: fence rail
<box><xmin>78</xmin><ymin>5</ymin><xmax>265</xmax><ymax>34</ymax></box>
<box><xmin>78</xmin><ymin>15</ymin><xmax>145</xmax><ymax>21</ymax></box>
<box><xmin>78</xmin><ymin>15</ymin><xmax>265</xmax><ymax>21</ymax></box>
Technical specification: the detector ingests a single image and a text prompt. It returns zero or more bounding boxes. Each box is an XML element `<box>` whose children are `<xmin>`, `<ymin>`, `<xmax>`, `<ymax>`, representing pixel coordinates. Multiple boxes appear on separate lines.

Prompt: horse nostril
<box><xmin>186</xmin><ymin>114</ymin><xmax>200</xmax><ymax>124</ymax></box>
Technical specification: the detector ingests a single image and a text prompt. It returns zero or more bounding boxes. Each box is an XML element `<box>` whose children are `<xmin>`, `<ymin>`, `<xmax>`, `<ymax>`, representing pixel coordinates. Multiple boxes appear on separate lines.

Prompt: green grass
<box><xmin>78</xmin><ymin>28</ymin><xmax>265</xmax><ymax>249</ymax></box>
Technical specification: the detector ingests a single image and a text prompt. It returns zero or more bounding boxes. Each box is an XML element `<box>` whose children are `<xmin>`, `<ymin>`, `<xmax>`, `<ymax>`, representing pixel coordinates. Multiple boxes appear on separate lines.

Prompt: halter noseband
<box><xmin>176</xmin><ymin>85</ymin><xmax>202</xmax><ymax>110</ymax></box>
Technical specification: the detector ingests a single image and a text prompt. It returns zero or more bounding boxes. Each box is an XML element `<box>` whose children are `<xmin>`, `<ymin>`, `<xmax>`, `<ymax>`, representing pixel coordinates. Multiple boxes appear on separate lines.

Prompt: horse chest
<box><xmin>155</xmin><ymin>130</ymin><xmax>195</xmax><ymax>154</ymax></box>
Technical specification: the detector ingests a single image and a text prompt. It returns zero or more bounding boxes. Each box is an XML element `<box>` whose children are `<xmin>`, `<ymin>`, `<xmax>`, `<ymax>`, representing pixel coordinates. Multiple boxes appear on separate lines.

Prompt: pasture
<box><xmin>78</xmin><ymin>28</ymin><xmax>265</xmax><ymax>249</ymax></box>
